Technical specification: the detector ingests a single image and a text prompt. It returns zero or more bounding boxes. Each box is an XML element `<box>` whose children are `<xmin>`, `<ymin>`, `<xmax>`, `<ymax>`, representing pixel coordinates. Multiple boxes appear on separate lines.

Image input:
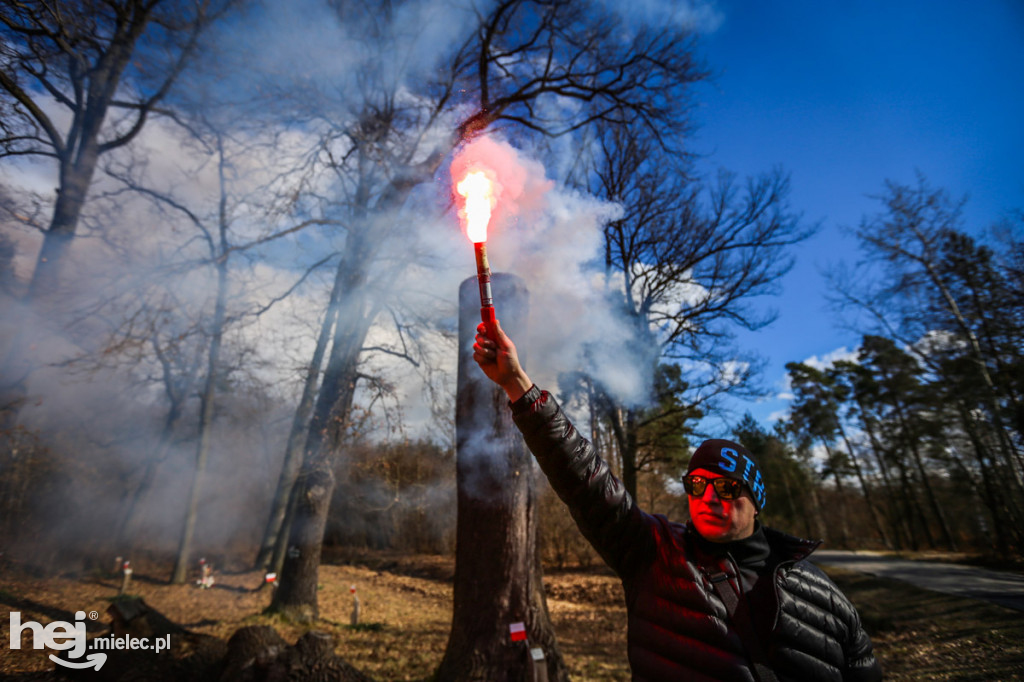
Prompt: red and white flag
<box><xmin>509</xmin><ymin>622</ymin><xmax>527</xmax><ymax>642</ymax></box>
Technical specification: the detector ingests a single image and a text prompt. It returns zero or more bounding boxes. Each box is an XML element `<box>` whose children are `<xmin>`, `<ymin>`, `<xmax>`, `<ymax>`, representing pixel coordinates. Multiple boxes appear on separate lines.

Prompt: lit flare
<box><xmin>456</xmin><ymin>170</ymin><xmax>495</xmax><ymax>243</ymax></box>
<box><xmin>455</xmin><ymin>167</ymin><xmax>498</xmax><ymax>337</ymax></box>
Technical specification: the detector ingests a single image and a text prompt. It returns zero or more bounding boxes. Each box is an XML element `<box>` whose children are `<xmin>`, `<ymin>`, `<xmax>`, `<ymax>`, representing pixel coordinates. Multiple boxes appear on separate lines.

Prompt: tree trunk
<box><xmin>918</xmin><ymin>253</ymin><xmax>1024</xmax><ymax>493</ymax></box>
<box><xmin>268</xmin><ymin>457</ymin><xmax>335</xmax><ymax>622</ymax></box>
<box><xmin>268</xmin><ymin>239</ymin><xmax>376</xmax><ymax>621</ymax></box>
<box><xmin>894</xmin><ymin>456</ymin><xmax>931</xmax><ymax>550</ymax></box>
<box><xmin>256</xmin><ymin>287</ymin><xmax>340</xmax><ymax>569</ymax></box>
<box><xmin>269</xmin><ymin>480</ymin><xmax>300</xmax><ymax>579</ymax></box>
<box><xmin>856</xmin><ymin>407</ymin><xmax>913</xmax><ymax>549</ymax></box>
<box><xmin>805</xmin><ymin>482</ymin><xmax>827</xmax><ymax>541</ymax></box>
<box><xmin>956</xmin><ymin>401</ymin><xmax>1024</xmax><ymax>554</ymax></box>
<box><xmin>775</xmin><ymin>465</ymin><xmax>802</xmax><ymax>534</ymax></box>
<box><xmin>27</xmin><ymin>19</ymin><xmax>143</xmax><ymax>302</ymax></box>
<box><xmin>1</xmin><ymin>162</ymin><xmax>98</xmax><ymax>425</ymax></box>
<box><xmin>837</xmin><ymin>425</ymin><xmax>892</xmax><ymax>549</ymax></box>
<box><xmin>821</xmin><ymin>444</ymin><xmax>851</xmax><ymax>547</ymax></box>
<box><xmin>891</xmin><ymin>401</ymin><xmax>958</xmax><ymax>551</ymax></box>
<box><xmin>172</xmin><ymin>157</ymin><xmax>232</xmax><ymax>584</ymax></box>
<box><xmin>606</xmin><ymin>406</ymin><xmax>639</xmax><ymax>500</ymax></box>
<box><xmin>436</xmin><ymin>274</ymin><xmax>567</xmax><ymax>682</ymax></box>
<box><xmin>28</xmin><ymin>164</ymin><xmax>95</xmax><ymax>300</ymax></box>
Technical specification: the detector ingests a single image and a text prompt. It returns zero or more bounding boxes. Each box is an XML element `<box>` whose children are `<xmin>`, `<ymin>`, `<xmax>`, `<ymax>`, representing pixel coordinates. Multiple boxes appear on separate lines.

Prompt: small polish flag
<box><xmin>509</xmin><ymin>622</ymin><xmax>527</xmax><ymax>642</ymax></box>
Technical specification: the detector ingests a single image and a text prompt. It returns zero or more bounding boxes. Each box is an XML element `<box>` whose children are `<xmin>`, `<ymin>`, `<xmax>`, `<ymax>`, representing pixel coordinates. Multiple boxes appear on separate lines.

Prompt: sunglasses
<box><xmin>682</xmin><ymin>475</ymin><xmax>745</xmax><ymax>500</ymax></box>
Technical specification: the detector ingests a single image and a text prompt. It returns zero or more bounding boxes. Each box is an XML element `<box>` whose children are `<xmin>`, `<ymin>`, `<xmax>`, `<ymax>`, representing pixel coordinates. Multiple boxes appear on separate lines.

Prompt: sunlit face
<box><xmin>686</xmin><ymin>468</ymin><xmax>758</xmax><ymax>543</ymax></box>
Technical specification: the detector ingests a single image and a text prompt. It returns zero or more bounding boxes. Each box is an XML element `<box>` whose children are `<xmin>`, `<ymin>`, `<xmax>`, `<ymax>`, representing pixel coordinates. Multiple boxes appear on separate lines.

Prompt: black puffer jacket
<box><xmin>511</xmin><ymin>386</ymin><xmax>882</xmax><ymax>682</ymax></box>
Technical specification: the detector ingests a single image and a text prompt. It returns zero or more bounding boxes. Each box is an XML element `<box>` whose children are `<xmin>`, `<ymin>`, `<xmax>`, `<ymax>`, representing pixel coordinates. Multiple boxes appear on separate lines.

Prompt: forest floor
<box><xmin>2</xmin><ymin>549</ymin><xmax>1023</xmax><ymax>681</ymax></box>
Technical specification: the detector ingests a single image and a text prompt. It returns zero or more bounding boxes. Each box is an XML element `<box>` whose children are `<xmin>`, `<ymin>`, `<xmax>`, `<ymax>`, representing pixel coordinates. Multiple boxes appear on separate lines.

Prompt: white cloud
<box><xmin>802</xmin><ymin>346</ymin><xmax>858</xmax><ymax>371</ymax></box>
<box><xmin>596</xmin><ymin>0</ymin><xmax>724</xmax><ymax>33</ymax></box>
<box><xmin>721</xmin><ymin>359</ymin><xmax>749</xmax><ymax>387</ymax></box>
<box><xmin>771</xmin><ymin>345</ymin><xmax>857</xmax><ymax>401</ymax></box>
<box><xmin>912</xmin><ymin>329</ymin><xmax>966</xmax><ymax>356</ymax></box>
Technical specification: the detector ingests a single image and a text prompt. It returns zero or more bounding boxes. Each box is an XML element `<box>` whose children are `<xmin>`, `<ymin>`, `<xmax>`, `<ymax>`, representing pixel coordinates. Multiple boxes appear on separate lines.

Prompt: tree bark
<box><xmin>256</xmin><ymin>284</ymin><xmax>341</xmax><ymax>569</ymax></box>
<box><xmin>267</xmin><ymin>457</ymin><xmax>336</xmax><ymax>623</ymax></box>
<box><xmin>268</xmin><ymin>236</ymin><xmax>376</xmax><ymax>621</ymax></box>
<box><xmin>855</xmin><ymin>403</ymin><xmax>913</xmax><ymax>549</ymax></box>
<box><xmin>436</xmin><ymin>274</ymin><xmax>567</xmax><ymax>682</ymax></box>
<box><xmin>20</xmin><ymin>1</ymin><xmax>157</xmax><ymax>300</ymax></box>
<box><xmin>916</xmin><ymin>242</ymin><xmax>1024</xmax><ymax>493</ymax></box>
<box><xmin>836</xmin><ymin>425</ymin><xmax>892</xmax><ymax>549</ymax></box>
<box><xmin>888</xmin><ymin>394</ymin><xmax>958</xmax><ymax>551</ymax></box>
<box><xmin>955</xmin><ymin>400</ymin><xmax>1024</xmax><ymax>554</ymax></box>
<box><xmin>894</xmin><ymin>456</ymin><xmax>931</xmax><ymax>550</ymax></box>
<box><xmin>822</xmin><ymin>444</ymin><xmax>851</xmax><ymax>547</ymax></box>
<box><xmin>172</xmin><ymin>149</ymin><xmax>232</xmax><ymax>584</ymax></box>
<box><xmin>28</xmin><ymin>167</ymin><xmax>94</xmax><ymax>300</ymax></box>
<box><xmin>606</xmin><ymin>405</ymin><xmax>639</xmax><ymax>500</ymax></box>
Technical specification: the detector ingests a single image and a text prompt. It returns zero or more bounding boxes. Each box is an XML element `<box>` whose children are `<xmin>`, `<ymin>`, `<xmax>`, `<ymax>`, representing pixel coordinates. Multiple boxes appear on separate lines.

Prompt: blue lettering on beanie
<box><xmin>720</xmin><ymin>448</ymin><xmax>737</xmax><ymax>472</ymax></box>
<box><xmin>686</xmin><ymin>439</ymin><xmax>767</xmax><ymax>511</ymax></box>
<box><xmin>741</xmin><ymin>455</ymin><xmax>755</xmax><ymax>481</ymax></box>
<box><xmin>752</xmin><ymin>470</ymin><xmax>766</xmax><ymax>509</ymax></box>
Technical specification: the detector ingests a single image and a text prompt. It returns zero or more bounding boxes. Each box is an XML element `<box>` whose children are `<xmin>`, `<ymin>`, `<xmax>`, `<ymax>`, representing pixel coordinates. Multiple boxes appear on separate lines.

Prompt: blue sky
<box><xmin>688</xmin><ymin>0</ymin><xmax>1024</xmax><ymax>429</ymax></box>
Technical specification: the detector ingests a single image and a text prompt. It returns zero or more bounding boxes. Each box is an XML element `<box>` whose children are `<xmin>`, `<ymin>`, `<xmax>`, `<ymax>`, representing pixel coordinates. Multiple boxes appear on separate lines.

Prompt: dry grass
<box><xmin>825</xmin><ymin>567</ymin><xmax>1024</xmax><ymax>681</ymax></box>
<box><xmin>0</xmin><ymin>552</ymin><xmax>629</xmax><ymax>681</ymax></box>
<box><xmin>1</xmin><ymin>551</ymin><xmax>1022</xmax><ymax>680</ymax></box>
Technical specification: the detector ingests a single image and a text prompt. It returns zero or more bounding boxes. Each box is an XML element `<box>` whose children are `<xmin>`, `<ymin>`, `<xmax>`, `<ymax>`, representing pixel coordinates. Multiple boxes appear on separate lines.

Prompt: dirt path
<box><xmin>813</xmin><ymin>550</ymin><xmax>1024</xmax><ymax>611</ymax></box>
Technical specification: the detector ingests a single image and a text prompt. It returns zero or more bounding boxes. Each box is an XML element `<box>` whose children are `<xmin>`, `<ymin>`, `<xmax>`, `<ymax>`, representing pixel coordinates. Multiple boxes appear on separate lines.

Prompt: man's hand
<box><xmin>472</xmin><ymin>319</ymin><xmax>533</xmax><ymax>403</ymax></box>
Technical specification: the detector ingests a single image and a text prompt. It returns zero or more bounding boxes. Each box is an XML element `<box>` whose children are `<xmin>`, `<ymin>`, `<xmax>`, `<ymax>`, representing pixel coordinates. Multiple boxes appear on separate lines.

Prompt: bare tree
<box><xmin>268</xmin><ymin>0</ymin><xmax>716</xmax><ymax>629</ymax></box>
<box><xmin>566</xmin><ymin>121</ymin><xmax>810</xmax><ymax>498</ymax></box>
<box><xmin>112</xmin><ymin>321</ymin><xmax>205</xmax><ymax>553</ymax></box>
<box><xmin>95</xmin><ymin>109</ymin><xmax>335</xmax><ymax>582</ymax></box>
<box><xmin>0</xmin><ymin>0</ymin><xmax>238</xmax><ymax>299</ymax></box>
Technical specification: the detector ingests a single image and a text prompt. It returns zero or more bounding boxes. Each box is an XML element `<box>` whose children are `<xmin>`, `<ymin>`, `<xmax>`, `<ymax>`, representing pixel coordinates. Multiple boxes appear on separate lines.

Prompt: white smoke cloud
<box><xmin>0</xmin><ymin>0</ymin><xmax>687</xmax><ymax>559</ymax></box>
<box><xmin>447</xmin><ymin>136</ymin><xmax>657</xmax><ymax>406</ymax></box>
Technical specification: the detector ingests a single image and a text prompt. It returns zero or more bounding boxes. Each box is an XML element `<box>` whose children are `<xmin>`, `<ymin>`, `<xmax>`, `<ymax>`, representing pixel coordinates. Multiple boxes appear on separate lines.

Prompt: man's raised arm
<box><xmin>472</xmin><ymin>321</ymin><xmax>653</xmax><ymax>575</ymax></box>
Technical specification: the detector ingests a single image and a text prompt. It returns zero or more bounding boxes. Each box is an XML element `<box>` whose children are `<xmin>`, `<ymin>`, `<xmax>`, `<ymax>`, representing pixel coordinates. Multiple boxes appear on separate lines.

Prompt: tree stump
<box><xmin>221</xmin><ymin>626</ymin><xmax>375</xmax><ymax>682</ymax></box>
<box><xmin>435</xmin><ymin>274</ymin><xmax>567</xmax><ymax>682</ymax></box>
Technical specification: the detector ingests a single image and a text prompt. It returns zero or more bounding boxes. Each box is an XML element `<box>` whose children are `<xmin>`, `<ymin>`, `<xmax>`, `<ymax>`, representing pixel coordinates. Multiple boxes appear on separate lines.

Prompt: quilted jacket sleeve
<box><xmin>778</xmin><ymin>561</ymin><xmax>883</xmax><ymax>682</ymax></box>
<box><xmin>842</xmin><ymin>605</ymin><xmax>882</xmax><ymax>682</ymax></box>
<box><xmin>813</xmin><ymin>562</ymin><xmax>881</xmax><ymax>682</ymax></box>
<box><xmin>511</xmin><ymin>386</ymin><xmax>655</xmax><ymax>576</ymax></box>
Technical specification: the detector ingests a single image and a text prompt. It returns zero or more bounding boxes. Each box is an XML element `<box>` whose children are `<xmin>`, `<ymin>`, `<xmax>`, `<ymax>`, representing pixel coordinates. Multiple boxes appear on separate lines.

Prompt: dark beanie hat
<box><xmin>686</xmin><ymin>438</ymin><xmax>767</xmax><ymax>511</ymax></box>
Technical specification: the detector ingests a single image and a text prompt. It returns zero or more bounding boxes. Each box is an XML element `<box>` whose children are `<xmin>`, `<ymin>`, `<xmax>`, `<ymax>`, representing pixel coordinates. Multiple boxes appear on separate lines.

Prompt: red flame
<box><xmin>456</xmin><ymin>169</ymin><xmax>495</xmax><ymax>243</ymax></box>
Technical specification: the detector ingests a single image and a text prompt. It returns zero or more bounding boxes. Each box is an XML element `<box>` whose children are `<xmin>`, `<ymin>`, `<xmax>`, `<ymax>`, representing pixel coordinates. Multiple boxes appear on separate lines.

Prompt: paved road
<box><xmin>813</xmin><ymin>550</ymin><xmax>1024</xmax><ymax>612</ymax></box>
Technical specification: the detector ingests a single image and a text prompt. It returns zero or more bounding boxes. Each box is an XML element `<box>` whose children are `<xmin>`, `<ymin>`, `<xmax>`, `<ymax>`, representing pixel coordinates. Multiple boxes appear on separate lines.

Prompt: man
<box><xmin>473</xmin><ymin>320</ymin><xmax>882</xmax><ymax>682</ymax></box>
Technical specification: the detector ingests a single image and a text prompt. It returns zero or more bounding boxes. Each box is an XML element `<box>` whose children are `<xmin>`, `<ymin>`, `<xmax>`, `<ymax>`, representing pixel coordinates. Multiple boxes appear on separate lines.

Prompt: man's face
<box><xmin>686</xmin><ymin>467</ymin><xmax>758</xmax><ymax>542</ymax></box>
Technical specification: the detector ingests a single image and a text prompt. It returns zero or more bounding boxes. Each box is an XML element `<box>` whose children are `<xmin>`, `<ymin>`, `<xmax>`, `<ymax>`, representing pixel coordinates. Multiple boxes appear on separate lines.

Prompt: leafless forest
<box><xmin>1</xmin><ymin>1</ymin><xmax>1022</xmax><ymax>678</ymax></box>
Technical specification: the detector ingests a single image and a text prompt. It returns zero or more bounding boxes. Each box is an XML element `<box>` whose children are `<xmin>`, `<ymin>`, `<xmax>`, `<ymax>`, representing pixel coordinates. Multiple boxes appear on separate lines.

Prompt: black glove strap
<box><xmin>708</xmin><ymin>570</ymin><xmax>779</xmax><ymax>682</ymax></box>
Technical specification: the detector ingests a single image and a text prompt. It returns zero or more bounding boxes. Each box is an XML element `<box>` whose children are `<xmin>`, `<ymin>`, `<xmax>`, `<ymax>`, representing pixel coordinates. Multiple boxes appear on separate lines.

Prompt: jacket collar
<box><xmin>685</xmin><ymin>522</ymin><xmax>821</xmax><ymax>564</ymax></box>
<box><xmin>763</xmin><ymin>525</ymin><xmax>822</xmax><ymax>563</ymax></box>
